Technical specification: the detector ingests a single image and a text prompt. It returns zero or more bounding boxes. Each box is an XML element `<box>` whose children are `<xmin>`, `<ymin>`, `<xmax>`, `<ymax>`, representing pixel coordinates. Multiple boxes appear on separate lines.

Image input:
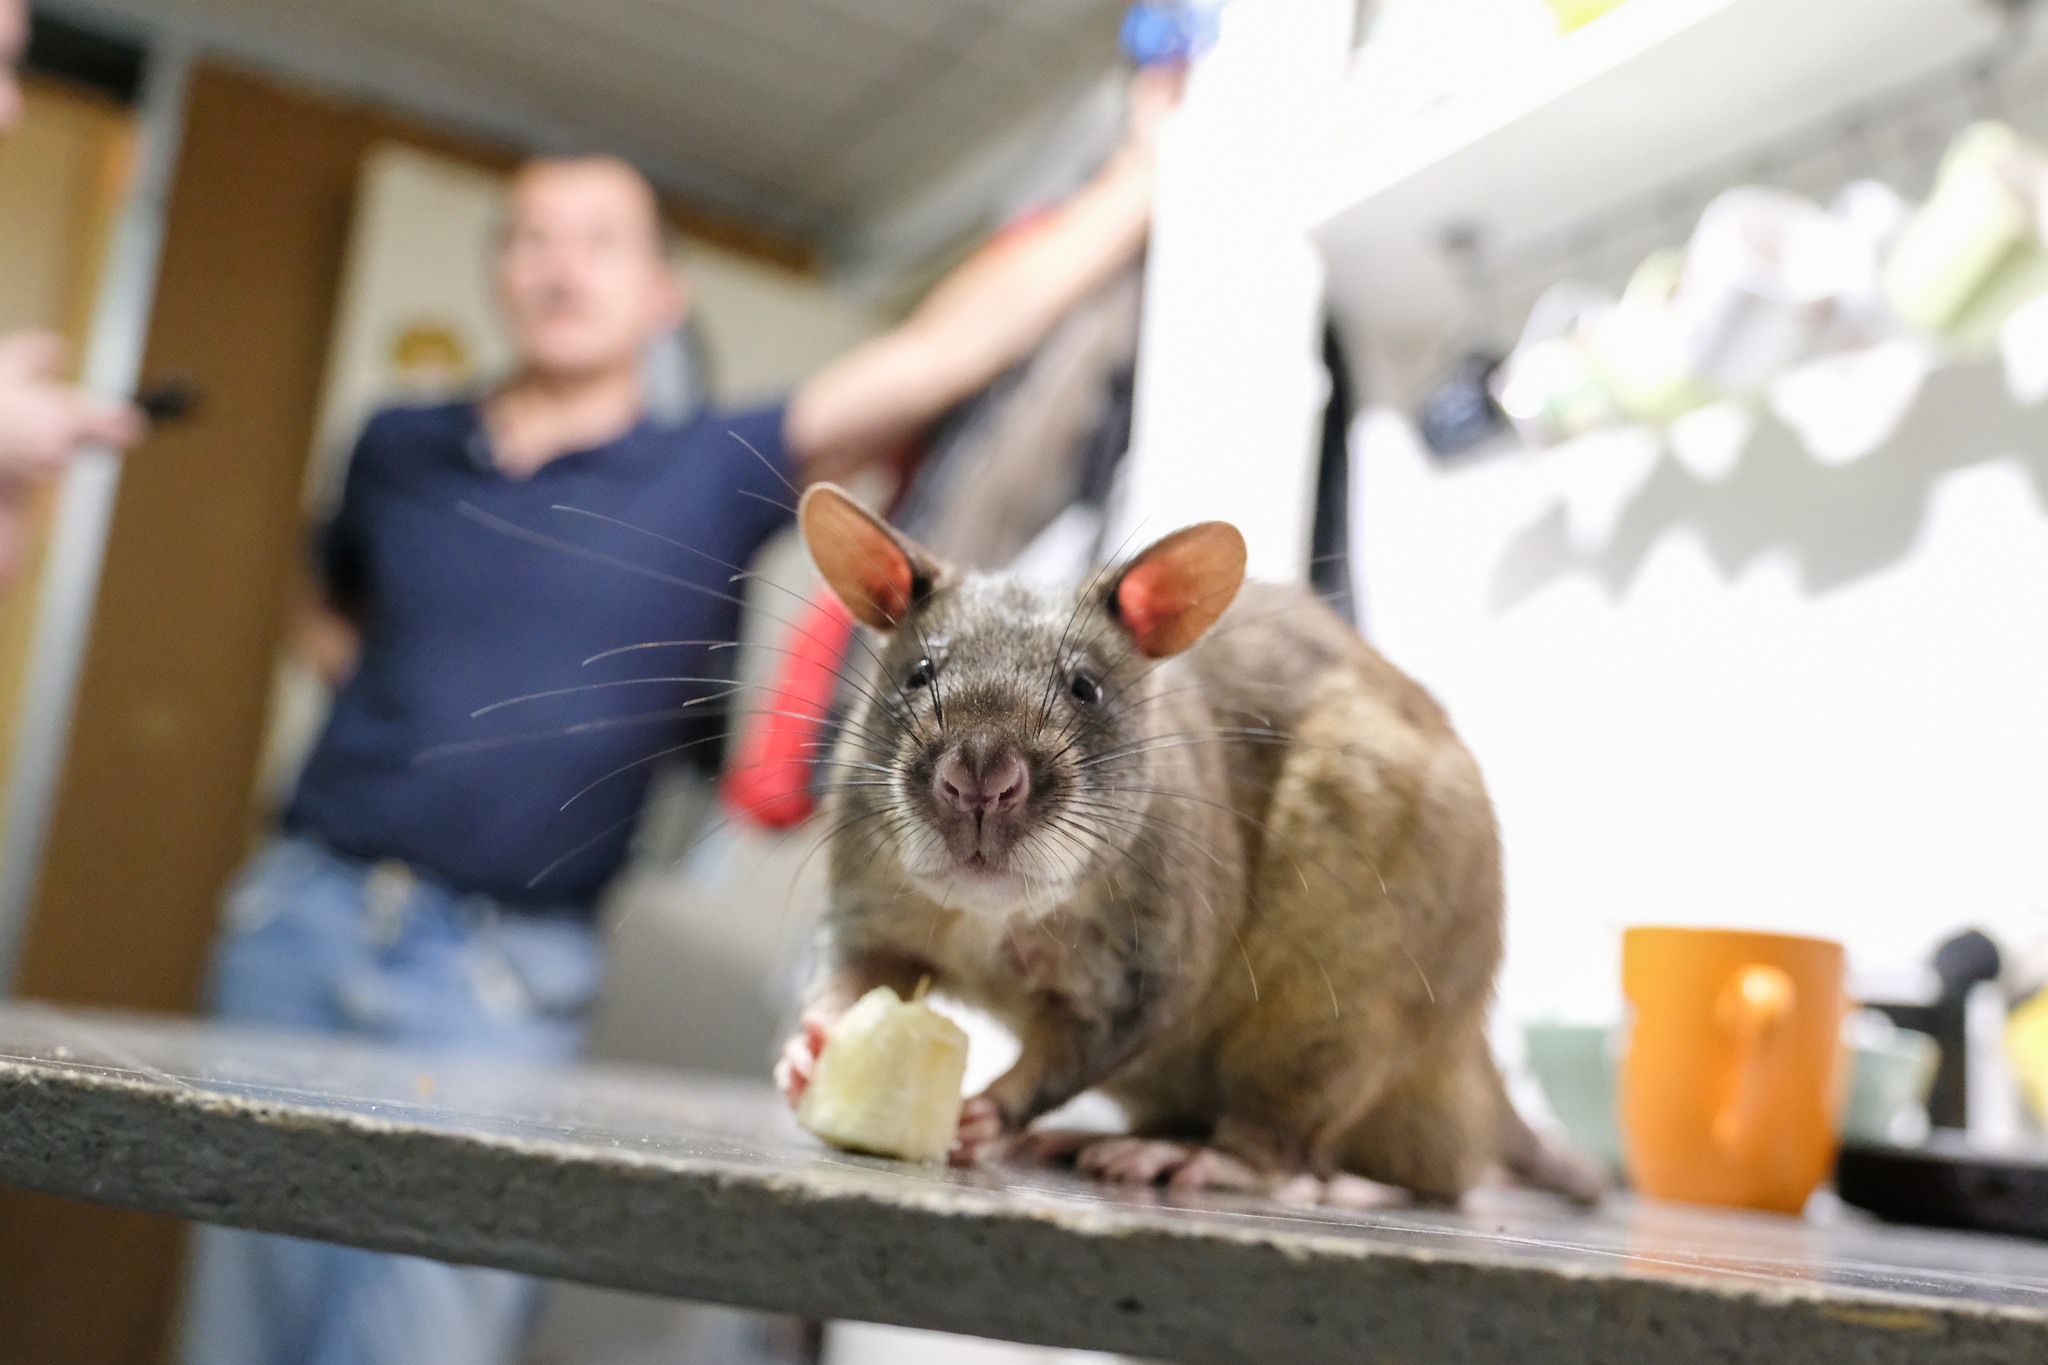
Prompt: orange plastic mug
<box><xmin>1621</xmin><ymin>927</ymin><xmax>1847</xmax><ymax>1213</ymax></box>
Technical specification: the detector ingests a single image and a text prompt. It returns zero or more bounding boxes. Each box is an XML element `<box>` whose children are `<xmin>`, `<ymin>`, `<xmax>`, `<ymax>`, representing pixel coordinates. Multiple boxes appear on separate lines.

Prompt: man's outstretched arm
<box><xmin>785</xmin><ymin>68</ymin><xmax>1181</xmax><ymax>484</ymax></box>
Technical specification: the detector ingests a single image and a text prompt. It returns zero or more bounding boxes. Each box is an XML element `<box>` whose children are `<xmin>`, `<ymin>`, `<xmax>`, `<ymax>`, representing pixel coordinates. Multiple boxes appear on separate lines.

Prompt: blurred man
<box><xmin>181</xmin><ymin>76</ymin><xmax>1173</xmax><ymax>1365</ymax></box>
<box><xmin>0</xmin><ymin>0</ymin><xmax>144</xmax><ymax>587</ymax></box>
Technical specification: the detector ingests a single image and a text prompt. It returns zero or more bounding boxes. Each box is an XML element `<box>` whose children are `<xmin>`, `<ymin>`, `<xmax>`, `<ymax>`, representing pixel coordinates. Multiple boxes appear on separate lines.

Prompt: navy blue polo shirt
<box><xmin>285</xmin><ymin>400</ymin><xmax>795</xmax><ymax>910</ymax></box>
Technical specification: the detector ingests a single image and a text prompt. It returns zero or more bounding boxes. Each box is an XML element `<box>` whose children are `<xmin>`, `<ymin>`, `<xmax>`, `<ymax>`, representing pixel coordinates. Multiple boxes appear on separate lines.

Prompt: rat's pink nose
<box><xmin>936</xmin><ymin>746</ymin><xmax>1030</xmax><ymax>816</ymax></box>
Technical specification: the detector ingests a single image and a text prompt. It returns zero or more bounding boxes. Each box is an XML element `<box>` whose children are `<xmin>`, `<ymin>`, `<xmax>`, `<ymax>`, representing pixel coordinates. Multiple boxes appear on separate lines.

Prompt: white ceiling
<box><xmin>46</xmin><ymin>0</ymin><xmax>1129</xmax><ymax>260</ymax></box>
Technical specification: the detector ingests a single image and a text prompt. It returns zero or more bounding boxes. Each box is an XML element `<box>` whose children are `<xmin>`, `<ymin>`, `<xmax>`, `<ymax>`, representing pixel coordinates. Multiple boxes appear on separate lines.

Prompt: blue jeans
<box><xmin>177</xmin><ymin>837</ymin><xmax>604</xmax><ymax>1365</ymax></box>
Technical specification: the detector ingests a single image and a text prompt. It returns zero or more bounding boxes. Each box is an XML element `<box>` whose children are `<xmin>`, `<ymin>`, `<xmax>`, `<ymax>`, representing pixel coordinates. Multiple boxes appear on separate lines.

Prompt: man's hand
<box><xmin>289</xmin><ymin>577</ymin><xmax>363</xmax><ymax>690</ymax></box>
<box><xmin>0</xmin><ymin>332</ymin><xmax>144</xmax><ymax>479</ymax></box>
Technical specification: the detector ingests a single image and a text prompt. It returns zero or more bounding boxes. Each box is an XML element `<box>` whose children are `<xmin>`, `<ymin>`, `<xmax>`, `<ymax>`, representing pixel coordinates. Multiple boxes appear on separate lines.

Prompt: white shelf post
<box><xmin>0</xmin><ymin>37</ymin><xmax>194</xmax><ymax>994</ymax></box>
<box><xmin>1111</xmin><ymin>0</ymin><xmax>1354</xmax><ymax>584</ymax></box>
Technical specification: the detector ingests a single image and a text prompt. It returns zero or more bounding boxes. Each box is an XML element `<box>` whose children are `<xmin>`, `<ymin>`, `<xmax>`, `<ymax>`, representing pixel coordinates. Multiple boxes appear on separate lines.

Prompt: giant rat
<box><xmin>775</xmin><ymin>484</ymin><xmax>1602</xmax><ymax>1203</ymax></box>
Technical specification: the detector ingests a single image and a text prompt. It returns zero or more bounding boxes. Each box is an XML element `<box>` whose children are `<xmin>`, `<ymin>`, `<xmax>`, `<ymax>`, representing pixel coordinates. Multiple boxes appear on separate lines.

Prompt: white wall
<box><xmin>1113</xmin><ymin>0</ymin><xmax>1354</xmax><ymax>583</ymax></box>
<box><xmin>682</xmin><ymin>237</ymin><xmax>888</xmax><ymax>406</ymax></box>
<box><xmin>0</xmin><ymin>90</ymin><xmax>107</xmax><ymax>333</ymax></box>
<box><xmin>1355</xmin><ymin>357</ymin><xmax>2048</xmax><ymax>1036</ymax></box>
<box><xmin>304</xmin><ymin>143</ymin><xmax>516</xmax><ymax>512</ymax></box>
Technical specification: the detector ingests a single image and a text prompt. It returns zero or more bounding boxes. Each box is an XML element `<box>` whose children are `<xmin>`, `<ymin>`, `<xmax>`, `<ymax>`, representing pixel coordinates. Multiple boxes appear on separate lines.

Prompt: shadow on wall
<box><xmin>1490</xmin><ymin>362</ymin><xmax>2048</xmax><ymax>612</ymax></box>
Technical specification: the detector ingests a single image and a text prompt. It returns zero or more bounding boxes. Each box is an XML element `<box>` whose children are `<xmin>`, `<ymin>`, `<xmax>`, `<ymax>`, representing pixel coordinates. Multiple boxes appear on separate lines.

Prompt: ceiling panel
<box><xmin>54</xmin><ymin>0</ymin><xmax>1126</xmax><ymax>256</ymax></box>
<box><xmin>996</xmin><ymin>0</ymin><xmax>1130</xmax><ymax>34</ymax></box>
<box><xmin>799</xmin><ymin>0</ymin><xmax>1008</xmax><ymax>48</ymax></box>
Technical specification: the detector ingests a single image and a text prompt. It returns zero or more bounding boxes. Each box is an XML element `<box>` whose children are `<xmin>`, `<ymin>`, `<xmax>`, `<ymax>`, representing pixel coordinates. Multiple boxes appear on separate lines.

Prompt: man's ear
<box><xmin>1105</xmin><ymin>521</ymin><xmax>1247</xmax><ymax>659</ymax></box>
<box><xmin>799</xmin><ymin>483</ymin><xmax>943</xmax><ymax>631</ymax></box>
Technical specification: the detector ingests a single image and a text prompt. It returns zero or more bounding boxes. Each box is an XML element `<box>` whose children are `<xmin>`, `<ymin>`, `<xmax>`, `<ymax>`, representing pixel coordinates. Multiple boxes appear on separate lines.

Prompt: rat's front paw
<box><xmin>949</xmin><ymin>1094</ymin><xmax>1007</xmax><ymax>1166</ymax></box>
<box><xmin>773</xmin><ymin>1014</ymin><xmax>832</xmax><ymax>1109</ymax></box>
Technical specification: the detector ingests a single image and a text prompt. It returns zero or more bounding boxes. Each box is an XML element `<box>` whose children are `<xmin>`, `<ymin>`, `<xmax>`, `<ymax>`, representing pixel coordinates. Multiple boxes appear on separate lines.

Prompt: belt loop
<box><xmin>461</xmin><ymin>892</ymin><xmax>529</xmax><ymax>1020</ymax></box>
<box><xmin>459</xmin><ymin>891</ymin><xmax>503</xmax><ymax>941</ymax></box>
<box><xmin>362</xmin><ymin>860</ymin><xmax>417</xmax><ymax>947</ymax></box>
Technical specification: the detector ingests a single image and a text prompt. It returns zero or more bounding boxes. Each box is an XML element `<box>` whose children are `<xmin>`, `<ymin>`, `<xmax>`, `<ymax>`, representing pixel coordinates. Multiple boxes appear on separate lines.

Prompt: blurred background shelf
<box><xmin>1312</xmin><ymin>0</ymin><xmax>2011</xmax><ymax>338</ymax></box>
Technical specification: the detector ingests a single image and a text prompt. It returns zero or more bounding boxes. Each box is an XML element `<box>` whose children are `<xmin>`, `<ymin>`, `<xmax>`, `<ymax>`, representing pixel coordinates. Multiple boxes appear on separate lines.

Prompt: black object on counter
<box><xmin>1837</xmin><ymin>1136</ymin><xmax>2048</xmax><ymax>1241</ymax></box>
<box><xmin>1865</xmin><ymin>928</ymin><xmax>2003</xmax><ymax>1130</ymax></box>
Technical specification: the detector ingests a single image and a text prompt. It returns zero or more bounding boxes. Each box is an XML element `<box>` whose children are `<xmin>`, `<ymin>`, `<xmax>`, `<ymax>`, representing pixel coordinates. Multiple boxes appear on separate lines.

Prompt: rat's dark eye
<box><xmin>906</xmin><ymin>658</ymin><xmax>935</xmax><ymax>689</ymax></box>
<box><xmin>1069</xmin><ymin>669</ymin><xmax>1103</xmax><ymax>706</ymax></box>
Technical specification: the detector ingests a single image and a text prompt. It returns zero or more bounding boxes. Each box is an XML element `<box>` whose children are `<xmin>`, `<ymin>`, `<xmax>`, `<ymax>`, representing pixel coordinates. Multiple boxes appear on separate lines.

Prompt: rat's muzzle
<box><xmin>926</xmin><ymin>733</ymin><xmax>1033</xmax><ymax>871</ymax></box>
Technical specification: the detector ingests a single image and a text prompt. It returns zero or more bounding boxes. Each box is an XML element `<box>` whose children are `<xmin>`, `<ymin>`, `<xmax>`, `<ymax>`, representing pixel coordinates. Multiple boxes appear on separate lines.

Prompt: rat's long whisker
<box><xmin>413</xmin><ymin>707</ymin><xmax>698</xmax><ymax>763</ymax></box>
<box><xmin>525</xmin><ymin>811</ymin><xmax>641</xmax><ymax>890</ymax></box>
<box><xmin>472</xmin><ymin>677</ymin><xmax>717</xmax><ymax>718</ymax></box>
<box><xmin>466</xmin><ymin>500</ymin><xmax>906</xmax><ymax>718</ymax></box>
<box><xmin>581</xmin><ymin>638</ymin><xmax>728</xmax><ymax>666</ymax></box>
<box><xmin>467</xmin><ymin>674</ymin><xmax>902</xmax><ymax>756</ymax></box>
<box><xmin>558</xmin><ymin>734</ymin><xmax>728</xmax><ymax>811</ymax></box>
<box><xmin>460</xmin><ymin>502</ymin><xmax>709</xmax><ymax>595</ymax></box>
<box><xmin>546</xmin><ymin>501</ymin><xmax>907</xmax><ymax>709</ymax></box>
<box><xmin>738</xmin><ymin>487</ymin><xmax>795</xmax><ymax>515</ymax></box>
<box><xmin>727</xmin><ymin>431</ymin><xmax>801</xmax><ymax>500</ymax></box>
<box><xmin>579</xmin><ymin>634</ymin><xmax>910</xmax><ymax>734</ymax></box>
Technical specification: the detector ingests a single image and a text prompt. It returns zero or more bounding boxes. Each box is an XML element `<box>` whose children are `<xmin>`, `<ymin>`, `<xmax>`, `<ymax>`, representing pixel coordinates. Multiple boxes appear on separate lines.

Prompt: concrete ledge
<box><xmin>2</xmin><ymin>1004</ymin><xmax>2046</xmax><ymax>1364</ymax></box>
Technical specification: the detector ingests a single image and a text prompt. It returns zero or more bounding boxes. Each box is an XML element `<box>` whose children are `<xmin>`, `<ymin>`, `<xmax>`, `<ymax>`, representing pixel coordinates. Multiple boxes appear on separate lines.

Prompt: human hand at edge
<box><xmin>0</xmin><ymin>332</ymin><xmax>145</xmax><ymax>480</ymax></box>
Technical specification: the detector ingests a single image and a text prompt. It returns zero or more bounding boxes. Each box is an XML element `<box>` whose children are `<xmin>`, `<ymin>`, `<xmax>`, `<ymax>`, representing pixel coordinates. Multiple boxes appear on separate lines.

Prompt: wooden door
<box><xmin>0</xmin><ymin>79</ymin><xmax>131</xmax><ymax>829</ymax></box>
<box><xmin>0</xmin><ymin>62</ymin><xmax>515</xmax><ymax>1365</ymax></box>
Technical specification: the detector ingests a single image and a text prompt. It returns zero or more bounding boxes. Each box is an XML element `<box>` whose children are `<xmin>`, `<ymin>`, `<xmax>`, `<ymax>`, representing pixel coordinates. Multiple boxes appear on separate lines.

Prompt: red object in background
<box><xmin>723</xmin><ymin>204</ymin><xmax>1067</xmax><ymax>831</ymax></box>
<box><xmin>721</xmin><ymin>591</ymin><xmax>859</xmax><ymax>828</ymax></box>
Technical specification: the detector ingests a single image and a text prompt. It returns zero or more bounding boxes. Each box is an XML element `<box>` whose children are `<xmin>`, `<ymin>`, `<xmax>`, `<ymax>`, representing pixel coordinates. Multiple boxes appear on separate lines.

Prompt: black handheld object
<box><xmin>134</xmin><ymin>375</ymin><xmax>201</xmax><ymax>424</ymax></box>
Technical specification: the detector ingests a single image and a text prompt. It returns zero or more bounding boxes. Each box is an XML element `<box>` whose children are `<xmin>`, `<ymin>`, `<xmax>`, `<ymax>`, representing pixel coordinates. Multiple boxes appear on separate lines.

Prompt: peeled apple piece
<box><xmin>797</xmin><ymin>984</ymin><xmax>969</xmax><ymax>1163</ymax></box>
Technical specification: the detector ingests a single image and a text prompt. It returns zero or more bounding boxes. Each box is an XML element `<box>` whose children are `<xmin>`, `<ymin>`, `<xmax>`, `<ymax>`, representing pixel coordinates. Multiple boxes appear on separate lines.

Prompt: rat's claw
<box><xmin>1271</xmin><ymin>1174</ymin><xmax>1326</xmax><ymax>1208</ymax></box>
<box><xmin>771</xmin><ymin>1036</ymin><xmax>811</xmax><ymax>1108</ymax></box>
<box><xmin>773</xmin><ymin>1017</ymin><xmax>830</xmax><ymax>1109</ymax></box>
<box><xmin>949</xmin><ymin>1094</ymin><xmax>1005</xmax><ymax>1165</ymax></box>
<box><xmin>1234</xmin><ymin>1170</ymin><xmax>1408</xmax><ymax>1208</ymax></box>
<box><xmin>1164</xmin><ymin>1146</ymin><xmax>1267</xmax><ymax>1193</ymax></box>
<box><xmin>1318</xmin><ymin>1172</ymin><xmax>1410</xmax><ymax>1210</ymax></box>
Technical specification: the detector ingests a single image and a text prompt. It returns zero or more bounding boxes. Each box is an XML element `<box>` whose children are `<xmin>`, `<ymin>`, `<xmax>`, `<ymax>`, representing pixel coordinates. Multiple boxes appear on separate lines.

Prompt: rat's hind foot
<box><xmin>1076</xmin><ymin>1137</ymin><xmax>1217</xmax><ymax>1186</ymax></box>
<box><xmin>1065</xmin><ymin>1138</ymin><xmax>1281</xmax><ymax>1193</ymax></box>
<box><xmin>1058</xmin><ymin>1135</ymin><xmax>1413</xmax><ymax>1209</ymax></box>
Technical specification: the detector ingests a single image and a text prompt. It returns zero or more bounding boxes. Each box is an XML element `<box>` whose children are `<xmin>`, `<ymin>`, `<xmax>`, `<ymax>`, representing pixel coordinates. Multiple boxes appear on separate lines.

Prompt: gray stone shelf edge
<box><xmin>2</xmin><ymin>1059</ymin><xmax>2046</xmax><ymax>1364</ymax></box>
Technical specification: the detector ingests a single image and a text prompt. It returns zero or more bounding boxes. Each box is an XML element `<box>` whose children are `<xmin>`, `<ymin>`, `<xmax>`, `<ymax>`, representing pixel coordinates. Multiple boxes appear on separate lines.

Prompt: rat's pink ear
<box><xmin>1106</xmin><ymin>521</ymin><xmax>1247</xmax><ymax>659</ymax></box>
<box><xmin>800</xmin><ymin>483</ymin><xmax>942</xmax><ymax>631</ymax></box>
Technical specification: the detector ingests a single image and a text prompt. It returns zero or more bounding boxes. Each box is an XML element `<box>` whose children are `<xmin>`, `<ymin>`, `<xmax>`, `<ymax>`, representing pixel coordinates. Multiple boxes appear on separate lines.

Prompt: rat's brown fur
<box><xmin>793</xmin><ymin>496</ymin><xmax>1601</xmax><ymax>1204</ymax></box>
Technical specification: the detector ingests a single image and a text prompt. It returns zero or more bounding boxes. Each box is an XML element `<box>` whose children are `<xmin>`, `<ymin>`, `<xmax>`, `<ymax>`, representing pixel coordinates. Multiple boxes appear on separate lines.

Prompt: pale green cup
<box><xmin>1524</xmin><ymin>1023</ymin><xmax>1624</xmax><ymax>1177</ymax></box>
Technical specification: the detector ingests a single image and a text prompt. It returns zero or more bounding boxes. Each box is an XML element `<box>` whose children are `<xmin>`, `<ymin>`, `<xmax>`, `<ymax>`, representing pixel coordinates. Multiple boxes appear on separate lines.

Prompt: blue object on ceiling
<box><xmin>1120</xmin><ymin>1</ymin><xmax>1224</xmax><ymax>66</ymax></box>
